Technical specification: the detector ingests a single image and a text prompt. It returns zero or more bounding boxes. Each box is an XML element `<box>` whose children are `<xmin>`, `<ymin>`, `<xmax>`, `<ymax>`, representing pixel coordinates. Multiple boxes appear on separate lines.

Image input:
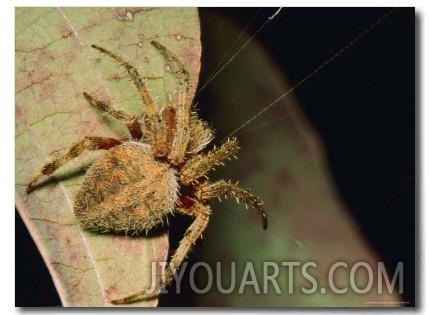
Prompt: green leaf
<box><xmin>16</xmin><ymin>7</ymin><xmax>201</xmax><ymax>307</ymax></box>
<box><xmin>194</xmin><ymin>9</ymin><xmax>402</xmax><ymax>307</ymax></box>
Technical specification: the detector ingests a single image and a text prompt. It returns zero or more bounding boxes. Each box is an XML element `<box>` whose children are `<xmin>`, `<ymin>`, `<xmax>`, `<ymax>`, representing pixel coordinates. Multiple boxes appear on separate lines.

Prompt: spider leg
<box><xmin>180</xmin><ymin>137</ymin><xmax>240</xmax><ymax>184</ymax></box>
<box><xmin>187</xmin><ymin>112</ymin><xmax>214</xmax><ymax>154</ymax></box>
<box><xmin>111</xmin><ymin>200</ymin><xmax>211</xmax><ymax>305</ymax></box>
<box><xmin>197</xmin><ymin>180</ymin><xmax>267</xmax><ymax>230</ymax></box>
<box><xmin>83</xmin><ymin>92</ymin><xmax>143</xmax><ymax>140</ymax></box>
<box><xmin>90</xmin><ymin>44</ymin><xmax>168</xmax><ymax>156</ymax></box>
<box><xmin>90</xmin><ymin>45</ymin><xmax>157</xmax><ymax>116</ymax></box>
<box><xmin>27</xmin><ymin>136</ymin><xmax>122</xmax><ymax>194</ymax></box>
<box><xmin>151</xmin><ymin>41</ymin><xmax>191</xmax><ymax>165</ymax></box>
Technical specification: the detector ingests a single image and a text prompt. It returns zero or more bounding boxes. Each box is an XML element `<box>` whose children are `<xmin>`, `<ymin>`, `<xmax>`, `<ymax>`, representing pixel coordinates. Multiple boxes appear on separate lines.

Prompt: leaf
<box><xmin>15</xmin><ymin>7</ymin><xmax>201</xmax><ymax>307</ymax></box>
<box><xmin>194</xmin><ymin>9</ymin><xmax>403</xmax><ymax>307</ymax></box>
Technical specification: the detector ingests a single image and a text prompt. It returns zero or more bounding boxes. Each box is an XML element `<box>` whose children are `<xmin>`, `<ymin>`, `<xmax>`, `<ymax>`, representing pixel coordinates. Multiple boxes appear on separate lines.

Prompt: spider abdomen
<box><xmin>74</xmin><ymin>142</ymin><xmax>178</xmax><ymax>234</ymax></box>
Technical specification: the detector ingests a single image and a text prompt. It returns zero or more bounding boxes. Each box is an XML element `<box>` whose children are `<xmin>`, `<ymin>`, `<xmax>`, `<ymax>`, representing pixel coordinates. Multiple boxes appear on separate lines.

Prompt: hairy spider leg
<box><xmin>90</xmin><ymin>45</ymin><xmax>156</xmax><ymax>115</ymax></box>
<box><xmin>180</xmin><ymin>137</ymin><xmax>240</xmax><ymax>184</ymax></box>
<box><xmin>111</xmin><ymin>200</ymin><xmax>211</xmax><ymax>305</ymax></box>
<box><xmin>90</xmin><ymin>44</ymin><xmax>169</xmax><ymax>157</ymax></box>
<box><xmin>197</xmin><ymin>180</ymin><xmax>267</xmax><ymax>230</ymax></box>
<box><xmin>27</xmin><ymin>136</ymin><xmax>122</xmax><ymax>193</ymax></box>
<box><xmin>83</xmin><ymin>92</ymin><xmax>143</xmax><ymax>140</ymax></box>
<box><xmin>179</xmin><ymin>137</ymin><xmax>267</xmax><ymax>229</ymax></box>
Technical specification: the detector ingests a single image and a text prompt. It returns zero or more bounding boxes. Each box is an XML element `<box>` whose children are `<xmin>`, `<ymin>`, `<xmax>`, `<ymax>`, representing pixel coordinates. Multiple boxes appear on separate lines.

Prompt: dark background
<box><xmin>16</xmin><ymin>8</ymin><xmax>415</xmax><ymax>307</ymax></box>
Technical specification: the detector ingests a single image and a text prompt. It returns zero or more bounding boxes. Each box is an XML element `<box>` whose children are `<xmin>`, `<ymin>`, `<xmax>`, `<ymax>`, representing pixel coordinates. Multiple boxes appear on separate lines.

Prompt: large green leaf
<box><xmin>15</xmin><ymin>7</ymin><xmax>200</xmax><ymax>307</ymax></box>
<box><xmin>194</xmin><ymin>9</ymin><xmax>403</xmax><ymax>307</ymax></box>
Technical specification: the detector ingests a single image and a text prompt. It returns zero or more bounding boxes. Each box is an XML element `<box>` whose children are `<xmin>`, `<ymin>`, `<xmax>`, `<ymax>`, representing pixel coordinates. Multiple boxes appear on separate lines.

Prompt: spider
<box><xmin>27</xmin><ymin>40</ymin><xmax>267</xmax><ymax>305</ymax></box>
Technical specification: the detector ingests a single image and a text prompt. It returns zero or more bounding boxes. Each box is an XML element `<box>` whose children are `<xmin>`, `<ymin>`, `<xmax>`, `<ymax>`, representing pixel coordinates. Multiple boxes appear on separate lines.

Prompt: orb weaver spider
<box><xmin>27</xmin><ymin>40</ymin><xmax>267</xmax><ymax>304</ymax></box>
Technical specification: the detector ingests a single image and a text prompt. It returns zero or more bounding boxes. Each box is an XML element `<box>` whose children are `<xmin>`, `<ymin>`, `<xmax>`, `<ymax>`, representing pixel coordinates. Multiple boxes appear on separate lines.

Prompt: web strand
<box><xmin>226</xmin><ymin>8</ymin><xmax>397</xmax><ymax>139</ymax></box>
<box><xmin>200</xmin><ymin>9</ymin><xmax>262</xmax><ymax>93</ymax></box>
<box><xmin>197</xmin><ymin>8</ymin><xmax>284</xmax><ymax>95</ymax></box>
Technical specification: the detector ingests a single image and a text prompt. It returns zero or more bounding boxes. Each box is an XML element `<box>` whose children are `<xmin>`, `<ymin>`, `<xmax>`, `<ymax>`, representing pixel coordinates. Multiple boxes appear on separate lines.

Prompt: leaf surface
<box><xmin>15</xmin><ymin>7</ymin><xmax>201</xmax><ymax>307</ymax></box>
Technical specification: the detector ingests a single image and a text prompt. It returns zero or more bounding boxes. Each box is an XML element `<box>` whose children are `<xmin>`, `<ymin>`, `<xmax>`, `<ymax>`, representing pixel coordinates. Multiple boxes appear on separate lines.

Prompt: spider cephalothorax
<box><xmin>27</xmin><ymin>41</ymin><xmax>267</xmax><ymax>304</ymax></box>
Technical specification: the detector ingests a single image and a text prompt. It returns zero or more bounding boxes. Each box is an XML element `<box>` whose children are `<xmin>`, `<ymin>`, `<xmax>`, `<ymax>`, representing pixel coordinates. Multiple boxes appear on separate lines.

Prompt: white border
<box><xmin>7</xmin><ymin>1</ymin><xmax>423</xmax><ymax>314</ymax></box>
<box><xmin>9</xmin><ymin>0</ymin><xmax>421</xmax><ymax>7</ymax></box>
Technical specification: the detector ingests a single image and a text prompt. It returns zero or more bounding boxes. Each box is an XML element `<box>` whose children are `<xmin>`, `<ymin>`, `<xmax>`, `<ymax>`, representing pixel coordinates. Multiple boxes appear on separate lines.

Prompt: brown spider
<box><xmin>27</xmin><ymin>40</ymin><xmax>267</xmax><ymax>305</ymax></box>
